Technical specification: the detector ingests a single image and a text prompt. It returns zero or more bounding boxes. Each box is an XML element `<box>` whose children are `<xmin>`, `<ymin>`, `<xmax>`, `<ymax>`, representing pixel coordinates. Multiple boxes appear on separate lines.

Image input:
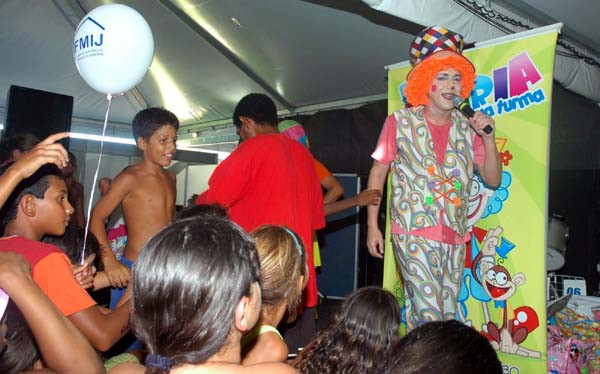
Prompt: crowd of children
<box><xmin>0</xmin><ymin>102</ymin><xmax>503</xmax><ymax>373</ymax></box>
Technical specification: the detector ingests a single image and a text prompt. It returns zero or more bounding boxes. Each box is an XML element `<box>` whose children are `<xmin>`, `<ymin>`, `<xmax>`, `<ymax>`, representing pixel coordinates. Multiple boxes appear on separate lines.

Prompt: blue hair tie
<box><xmin>146</xmin><ymin>353</ymin><xmax>172</xmax><ymax>371</ymax></box>
<box><xmin>283</xmin><ymin>227</ymin><xmax>303</xmax><ymax>257</ymax></box>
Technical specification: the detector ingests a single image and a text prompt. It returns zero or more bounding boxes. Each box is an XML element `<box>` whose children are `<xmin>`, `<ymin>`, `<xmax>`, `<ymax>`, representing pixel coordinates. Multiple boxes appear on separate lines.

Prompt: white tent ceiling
<box><xmin>365</xmin><ymin>0</ymin><xmax>600</xmax><ymax>104</ymax></box>
<box><xmin>1</xmin><ymin>0</ymin><xmax>598</xmax><ymax>150</ymax></box>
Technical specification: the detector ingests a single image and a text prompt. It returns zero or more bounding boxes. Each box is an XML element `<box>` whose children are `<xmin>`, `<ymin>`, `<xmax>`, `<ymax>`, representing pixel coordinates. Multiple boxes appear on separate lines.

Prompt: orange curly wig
<box><xmin>405</xmin><ymin>53</ymin><xmax>475</xmax><ymax>107</ymax></box>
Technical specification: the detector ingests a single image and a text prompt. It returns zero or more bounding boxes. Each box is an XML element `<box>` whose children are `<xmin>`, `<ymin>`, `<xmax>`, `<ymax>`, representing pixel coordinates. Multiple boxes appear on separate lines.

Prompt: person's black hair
<box><xmin>4</xmin><ymin>133</ymin><xmax>39</xmax><ymax>154</ymax></box>
<box><xmin>175</xmin><ymin>204</ymin><xmax>228</xmax><ymax>221</ymax></box>
<box><xmin>294</xmin><ymin>286</ymin><xmax>401</xmax><ymax>374</ymax></box>
<box><xmin>67</xmin><ymin>151</ymin><xmax>77</xmax><ymax>166</ymax></box>
<box><xmin>42</xmin><ymin>224</ymin><xmax>103</xmax><ymax>270</ymax></box>
<box><xmin>131</xmin><ymin>217</ymin><xmax>260</xmax><ymax>374</ymax></box>
<box><xmin>383</xmin><ymin>320</ymin><xmax>502</xmax><ymax>374</ymax></box>
<box><xmin>0</xmin><ymin>133</ymin><xmax>39</xmax><ymax>164</ymax></box>
<box><xmin>132</xmin><ymin>107</ymin><xmax>180</xmax><ymax>144</ymax></box>
<box><xmin>0</xmin><ymin>164</ymin><xmax>64</xmax><ymax>232</ymax></box>
<box><xmin>232</xmin><ymin>93</ymin><xmax>278</xmax><ymax>128</ymax></box>
<box><xmin>0</xmin><ymin>302</ymin><xmax>40</xmax><ymax>374</ymax></box>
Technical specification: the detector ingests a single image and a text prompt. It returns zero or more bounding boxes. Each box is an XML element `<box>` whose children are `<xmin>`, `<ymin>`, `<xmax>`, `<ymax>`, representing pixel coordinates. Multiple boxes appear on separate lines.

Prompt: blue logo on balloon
<box><xmin>73</xmin><ymin>17</ymin><xmax>105</xmax><ymax>52</ymax></box>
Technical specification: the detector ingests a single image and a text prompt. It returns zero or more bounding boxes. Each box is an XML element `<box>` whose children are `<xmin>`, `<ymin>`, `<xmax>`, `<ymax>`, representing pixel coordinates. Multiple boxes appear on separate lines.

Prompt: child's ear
<box><xmin>11</xmin><ymin>149</ymin><xmax>23</xmax><ymax>161</ymax></box>
<box><xmin>137</xmin><ymin>136</ymin><xmax>147</xmax><ymax>151</ymax></box>
<box><xmin>297</xmin><ymin>274</ymin><xmax>306</xmax><ymax>292</ymax></box>
<box><xmin>239</xmin><ymin>116</ymin><xmax>250</xmax><ymax>127</ymax></box>
<box><xmin>233</xmin><ymin>295</ymin><xmax>252</xmax><ymax>333</ymax></box>
<box><xmin>240</xmin><ymin>116</ymin><xmax>255</xmax><ymax>131</ymax></box>
<box><xmin>233</xmin><ymin>283</ymin><xmax>261</xmax><ymax>333</ymax></box>
<box><xmin>20</xmin><ymin>195</ymin><xmax>37</xmax><ymax>218</ymax></box>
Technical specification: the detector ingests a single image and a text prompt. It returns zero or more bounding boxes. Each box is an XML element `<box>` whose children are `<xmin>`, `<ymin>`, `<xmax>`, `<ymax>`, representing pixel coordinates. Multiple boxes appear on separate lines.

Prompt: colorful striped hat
<box><xmin>405</xmin><ymin>25</ymin><xmax>476</xmax><ymax>106</ymax></box>
<box><xmin>409</xmin><ymin>25</ymin><xmax>465</xmax><ymax>66</ymax></box>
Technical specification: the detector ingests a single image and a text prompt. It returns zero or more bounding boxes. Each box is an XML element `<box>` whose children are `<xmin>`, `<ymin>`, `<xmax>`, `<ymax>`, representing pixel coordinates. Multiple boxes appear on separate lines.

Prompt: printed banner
<box><xmin>383</xmin><ymin>28</ymin><xmax>559</xmax><ymax>373</ymax></box>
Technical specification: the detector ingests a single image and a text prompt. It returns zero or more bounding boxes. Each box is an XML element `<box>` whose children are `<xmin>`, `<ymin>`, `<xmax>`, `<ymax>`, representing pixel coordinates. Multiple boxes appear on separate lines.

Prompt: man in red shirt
<box><xmin>196</xmin><ymin>93</ymin><xmax>325</xmax><ymax>347</ymax></box>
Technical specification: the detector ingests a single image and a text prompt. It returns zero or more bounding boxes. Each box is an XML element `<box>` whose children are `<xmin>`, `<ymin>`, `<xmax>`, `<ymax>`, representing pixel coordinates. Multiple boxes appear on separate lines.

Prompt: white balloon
<box><xmin>73</xmin><ymin>4</ymin><xmax>154</xmax><ymax>95</ymax></box>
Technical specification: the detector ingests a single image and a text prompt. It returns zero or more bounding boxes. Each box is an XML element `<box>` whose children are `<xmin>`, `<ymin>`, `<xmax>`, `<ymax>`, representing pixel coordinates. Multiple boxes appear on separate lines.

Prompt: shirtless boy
<box><xmin>90</xmin><ymin>108</ymin><xmax>178</xmax><ymax>307</ymax></box>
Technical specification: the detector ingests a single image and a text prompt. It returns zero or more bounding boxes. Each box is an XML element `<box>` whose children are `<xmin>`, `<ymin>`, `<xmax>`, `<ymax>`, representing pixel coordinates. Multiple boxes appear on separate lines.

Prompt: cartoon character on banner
<box><xmin>72</xmin><ymin>4</ymin><xmax>154</xmax><ymax>263</ymax></box>
<box><xmin>458</xmin><ymin>171</ymin><xmax>541</xmax><ymax>358</ymax></box>
<box><xmin>458</xmin><ymin>170</ymin><xmax>512</xmax><ymax>325</ymax></box>
<box><xmin>398</xmin><ymin>82</ymin><xmax>408</xmax><ymax>105</ymax></box>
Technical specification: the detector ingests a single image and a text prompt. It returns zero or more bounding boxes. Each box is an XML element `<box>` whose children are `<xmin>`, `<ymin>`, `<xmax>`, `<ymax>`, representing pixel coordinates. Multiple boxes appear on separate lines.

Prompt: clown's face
<box><xmin>428</xmin><ymin>68</ymin><xmax>462</xmax><ymax>112</ymax></box>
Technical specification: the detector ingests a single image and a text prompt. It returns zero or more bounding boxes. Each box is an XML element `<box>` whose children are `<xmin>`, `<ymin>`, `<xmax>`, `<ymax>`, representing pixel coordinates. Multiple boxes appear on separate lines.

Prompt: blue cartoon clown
<box><xmin>458</xmin><ymin>171</ymin><xmax>513</xmax><ymax>325</ymax></box>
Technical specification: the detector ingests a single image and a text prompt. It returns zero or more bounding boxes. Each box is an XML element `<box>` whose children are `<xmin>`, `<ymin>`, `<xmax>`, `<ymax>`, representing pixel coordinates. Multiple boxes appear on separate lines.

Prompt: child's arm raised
<box><xmin>0</xmin><ymin>132</ymin><xmax>69</xmax><ymax>209</ymax></box>
<box><xmin>0</xmin><ymin>251</ymin><xmax>104</xmax><ymax>374</ymax></box>
<box><xmin>89</xmin><ymin>171</ymin><xmax>135</xmax><ymax>288</ymax></box>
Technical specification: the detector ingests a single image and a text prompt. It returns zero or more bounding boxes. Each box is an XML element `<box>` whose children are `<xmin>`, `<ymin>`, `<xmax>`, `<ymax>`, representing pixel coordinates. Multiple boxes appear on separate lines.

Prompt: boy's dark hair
<box><xmin>175</xmin><ymin>204</ymin><xmax>228</xmax><ymax>221</ymax></box>
<box><xmin>383</xmin><ymin>320</ymin><xmax>502</xmax><ymax>374</ymax></box>
<box><xmin>0</xmin><ymin>164</ymin><xmax>64</xmax><ymax>232</ymax></box>
<box><xmin>132</xmin><ymin>107</ymin><xmax>180</xmax><ymax>143</ymax></box>
<box><xmin>131</xmin><ymin>217</ymin><xmax>260</xmax><ymax>372</ymax></box>
<box><xmin>4</xmin><ymin>133</ymin><xmax>39</xmax><ymax>153</ymax></box>
<box><xmin>232</xmin><ymin>93</ymin><xmax>278</xmax><ymax>128</ymax></box>
<box><xmin>67</xmin><ymin>151</ymin><xmax>77</xmax><ymax>166</ymax></box>
<box><xmin>42</xmin><ymin>224</ymin><xmax>103</xmax><ymax>271</ymax></box>
<box><xmin>0</xmin><ymin>133</ymin><xmax>39</xmax><ymax>164</ymax></box>
<box><xmin>0</xmin><ymin>303</ymin><xmax>40</xmax><ymax>374</ymax></box>
<box><xmin>294</xmin><ymin>286</ymin><xmax>401</xmax><ymax>374</ymax></box>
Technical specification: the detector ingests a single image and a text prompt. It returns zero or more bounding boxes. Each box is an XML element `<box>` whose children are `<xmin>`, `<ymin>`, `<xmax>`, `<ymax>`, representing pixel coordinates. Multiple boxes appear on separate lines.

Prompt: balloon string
<box><xmin>81</xmin><ymin>93</ymin><xmax>114</xmax><ymax>265</ymax></box>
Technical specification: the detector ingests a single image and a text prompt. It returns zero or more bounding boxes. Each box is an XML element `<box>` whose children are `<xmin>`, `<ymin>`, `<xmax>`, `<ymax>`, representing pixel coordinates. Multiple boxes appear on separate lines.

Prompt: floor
<box><xmin>315</xmin><ymin>296</ymin><xmax>342</xmax><ymax>332</ymax></box>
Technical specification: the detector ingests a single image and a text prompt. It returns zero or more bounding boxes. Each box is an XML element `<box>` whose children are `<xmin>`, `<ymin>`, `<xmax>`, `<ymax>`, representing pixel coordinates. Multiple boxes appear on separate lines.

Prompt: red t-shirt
<box><xmin>197</xmin><ymin>133</ymin><xmax>325</xmax><ymax>307</ymax></box>
<box><xmin>0</xmin><ymin>236</ymin><xmax>96</xmax><ymax>316</ymax></box>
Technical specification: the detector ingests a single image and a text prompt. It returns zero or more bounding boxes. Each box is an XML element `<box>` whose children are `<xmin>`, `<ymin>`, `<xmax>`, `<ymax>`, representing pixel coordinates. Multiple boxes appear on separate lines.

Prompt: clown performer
<box><xmin>366</xmin><ymin>26</ymin><xmax>502</xmax><ymax>331</ymax></box>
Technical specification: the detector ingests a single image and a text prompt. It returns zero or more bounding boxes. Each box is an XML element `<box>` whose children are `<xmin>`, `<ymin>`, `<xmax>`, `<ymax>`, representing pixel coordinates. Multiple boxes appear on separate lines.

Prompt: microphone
<box><xmin>452</xmin><ymin>96</ymin><xmax>493</xmax><ymax>134</ymax></box>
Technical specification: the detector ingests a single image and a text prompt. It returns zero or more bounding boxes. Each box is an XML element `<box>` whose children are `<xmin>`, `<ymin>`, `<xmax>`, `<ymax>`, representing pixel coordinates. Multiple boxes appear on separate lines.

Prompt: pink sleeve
<box><xmin>472</xmin><ymin>133</ymin><xmax>485</xmax><ymax>167</ymax></box>
<box><xmin>371</xmin><ymin>114</ymin><xmax>397</xmax><ymax>165</ymax></box>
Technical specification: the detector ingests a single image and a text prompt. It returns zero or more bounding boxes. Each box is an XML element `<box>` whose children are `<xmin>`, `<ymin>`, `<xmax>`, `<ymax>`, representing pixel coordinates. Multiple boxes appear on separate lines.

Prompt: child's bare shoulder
<box><xmin>242</xmin><ymin>363</ymin><xmax>297</xmax><ymax>373</ymax></box>
<box><xmin>254</xmin><ymin>332</ymin><xmax>288</xmax><ymax>361</ymax></box>
<box><xmin>119</xmin><ymin>163</ymin><xmax>160</xmax><ymax>183</ymax></box>
<box><xmin>100</xmin><ymin>167</ymin><xmax>138</xmax><ymax>198</ymax></box>
<box><xmin>109</xmin><ymin>362</ymin><xmax>145</xmax><ymax>374</ymax></box>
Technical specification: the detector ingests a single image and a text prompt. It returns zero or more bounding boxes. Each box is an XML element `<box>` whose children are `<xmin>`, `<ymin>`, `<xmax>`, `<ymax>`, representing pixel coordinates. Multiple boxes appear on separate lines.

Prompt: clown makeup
<box><xmin>428</xmin><ymin>68</ymin><xmax>463</xmax><ymax>112</ymax></box>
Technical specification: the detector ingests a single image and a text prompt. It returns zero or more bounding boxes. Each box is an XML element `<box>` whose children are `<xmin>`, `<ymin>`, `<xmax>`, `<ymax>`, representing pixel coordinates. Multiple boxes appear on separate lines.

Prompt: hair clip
<box><xmin>282</xmin><ymin>227</ymin><xmax>303</xmax><ymax>257</ymax></box>
<box><xmin>146</xmin><ymin>353</ymin><xmax>173</xmax><ymax>371</ymax></box>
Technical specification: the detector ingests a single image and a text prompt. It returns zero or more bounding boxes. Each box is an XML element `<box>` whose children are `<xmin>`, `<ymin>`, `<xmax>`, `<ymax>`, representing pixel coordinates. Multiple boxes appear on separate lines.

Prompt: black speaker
<box><xmin>4</xmin><ymin>85</ymin><xmax>73</xmax><ymax>148</ymax></box>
